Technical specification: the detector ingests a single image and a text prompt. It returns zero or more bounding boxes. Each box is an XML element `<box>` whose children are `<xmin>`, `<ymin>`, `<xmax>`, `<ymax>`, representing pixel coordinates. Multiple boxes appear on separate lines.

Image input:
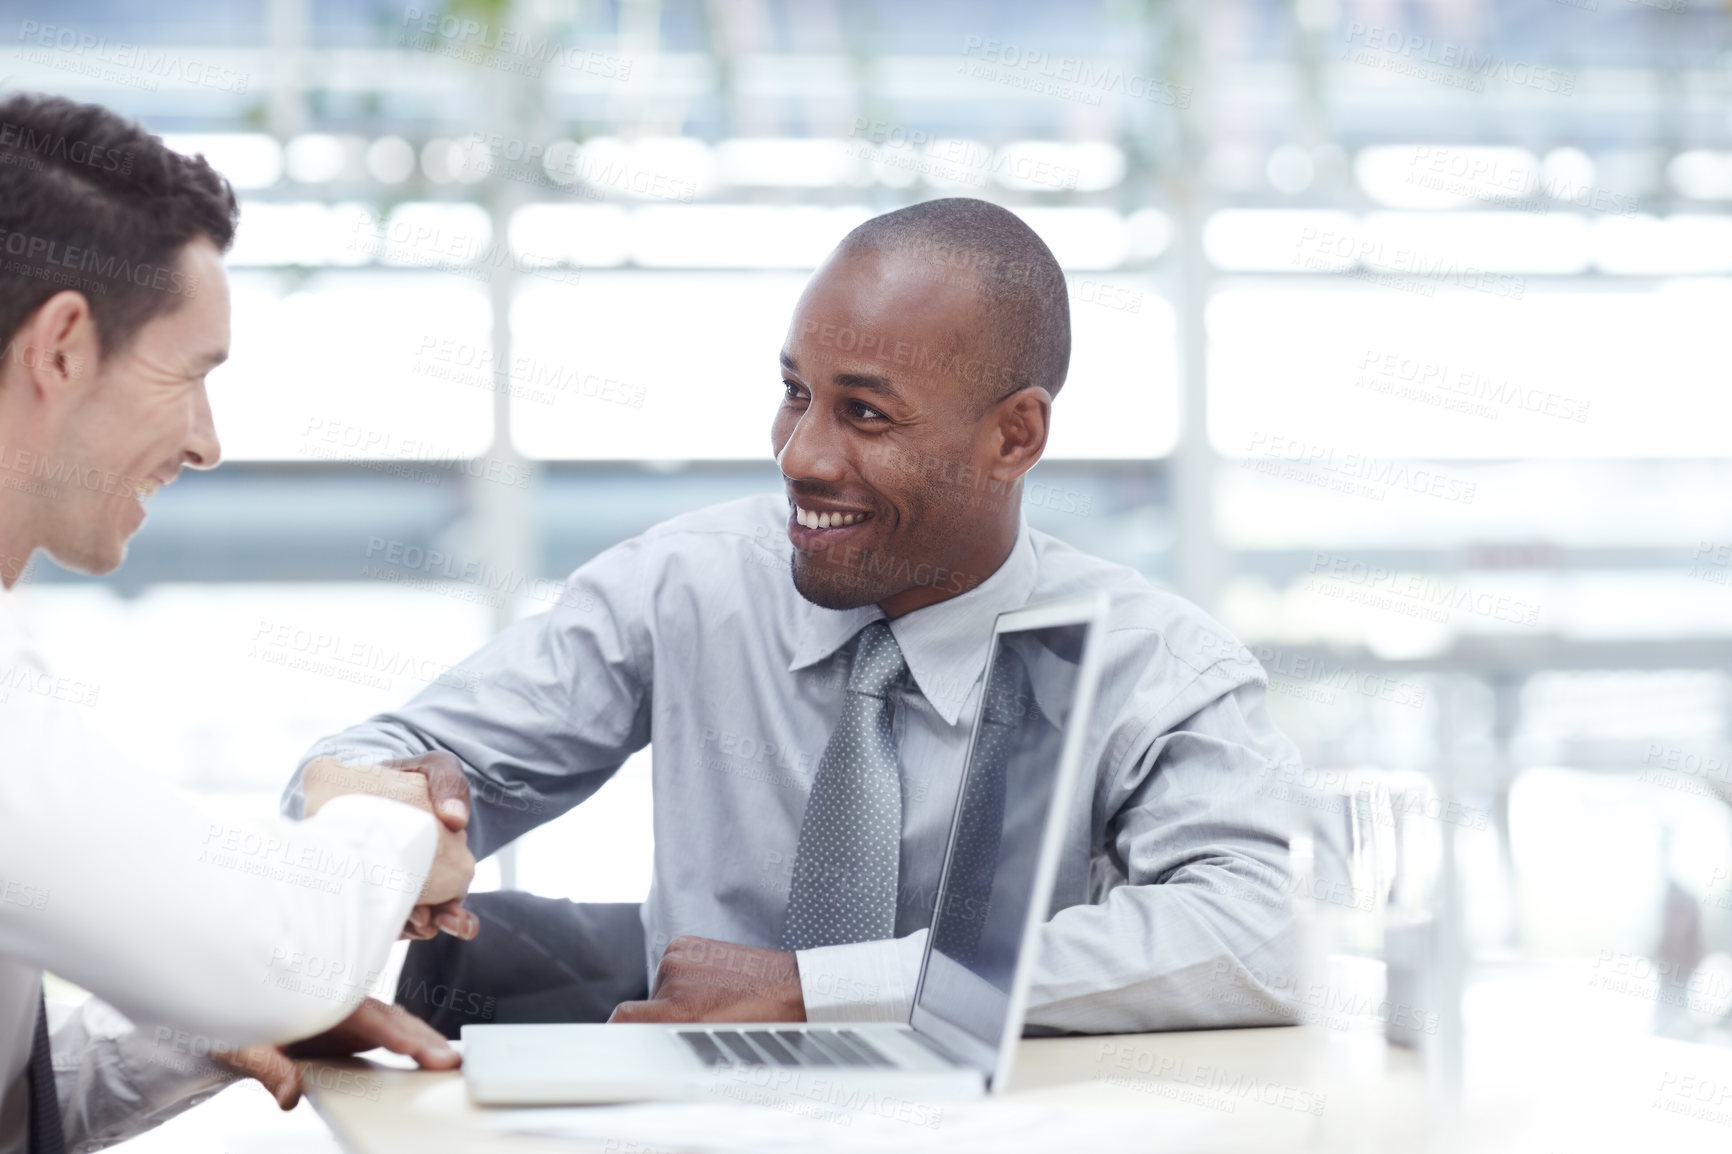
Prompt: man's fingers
<box><xmin>227</xmin><ymin>1045</ymin><xmax>302</xmax><ymax>1110</ymax></box>
<box><xmin>609</xmin><ymin>999</ymin><xmax>687</xmax><ymax>1024</ymax></box>
<box><xmin>386</xmin><ymin>751</ymin><xmax>471</xmax><ymax>830</ymax></box>
<box><xmin>283</xmin><ymin>998</ymin><xmax>460</xmax><ymax>1069</ymax></box>
<box><xmin>608</xmin><ymin>1000</ymin><xmax>657</xmax><ymax>1023</ymax></box>
<box><xmin>430</xmin><ymin>899</ymin><xmax>479</xmax><ymax>940</ymax></box>
<box><xmin>354</xmin><ymin>1001</ymin><xmax>462</xmax><ymax>1069</ymax></box>
<box><xmin>402</xmin><ymin>906</ymin><xmax>438</xmax><ymax>940</ymax></box>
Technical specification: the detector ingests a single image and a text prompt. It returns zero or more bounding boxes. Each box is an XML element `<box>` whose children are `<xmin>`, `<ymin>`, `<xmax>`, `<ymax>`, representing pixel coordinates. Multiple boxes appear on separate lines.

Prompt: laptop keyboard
<box><xmin>675</xmin><ymin>1028</ymin><xmax>897</xmax><ymax>1069</ymax></box>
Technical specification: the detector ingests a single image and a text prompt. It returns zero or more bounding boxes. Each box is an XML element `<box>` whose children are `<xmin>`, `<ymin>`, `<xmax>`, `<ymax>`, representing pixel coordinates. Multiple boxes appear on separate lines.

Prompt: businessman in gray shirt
<box><xmin>287</xmin><ymin>197</ymin><xmax>1302</xmax><ymax>1034</ymax></box>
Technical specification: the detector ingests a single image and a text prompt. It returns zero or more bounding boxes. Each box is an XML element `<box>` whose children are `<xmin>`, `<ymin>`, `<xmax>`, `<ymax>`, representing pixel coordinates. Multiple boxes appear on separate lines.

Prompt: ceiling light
<box><xmin>366</xmin><ymin>136</ymin><xmax>417</xmax><ymax>184</ymax></box>
<box><xmin>161</xmin><ymin>133</ymin><xmax>282</xmax><ymax>189</ymax></box>
<box><xmin>285</xmin><ymin>134</ymin><xmax>346</xmax><ymax>184</ymax></box>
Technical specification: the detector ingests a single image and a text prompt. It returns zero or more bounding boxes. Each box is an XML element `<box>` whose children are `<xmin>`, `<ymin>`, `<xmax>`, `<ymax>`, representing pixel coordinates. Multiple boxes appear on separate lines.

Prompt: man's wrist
<box><xmin>301</xmin><ymin>757</ymin><xmax>433</xmax><ymax>817</ymax></box>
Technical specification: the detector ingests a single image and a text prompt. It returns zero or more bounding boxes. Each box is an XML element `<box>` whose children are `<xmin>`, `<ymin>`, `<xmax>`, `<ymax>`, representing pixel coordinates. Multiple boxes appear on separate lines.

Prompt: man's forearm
<box><xmin>1037</xmin><ymin>678</ymin><xmax>1303</xmax><ymax>1032</ymax></box>
<box><xmin>1024</xmin><ymin>868</ymin><xmax>1301</xmax><ymax>1033</ymax></box>
<box><xmin>790</xmin><ymin>875</ymin><xmax>1298</xmax><ymax>1034</ymax></box>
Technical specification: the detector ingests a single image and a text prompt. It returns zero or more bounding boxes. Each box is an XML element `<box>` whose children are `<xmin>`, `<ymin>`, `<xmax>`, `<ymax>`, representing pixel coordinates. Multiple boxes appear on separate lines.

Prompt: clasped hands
<box><xmin>234</xmin><ymin>754</ymin><xmax>803</xmax><ymax>1110</ymax></box>
<box><xmin>233</xmin><ymin>745</ymin><xmax>807</xmax><ymax>1108</ymax></box>
<box><xmin>217</xmin><ymin>752</ymin><xmax>481</xmax><ymax>1108</ymax></box>
<box><xmin>300</xmin><ymin>751</ymin><xmax>480</xmax><ymax>941</ymax></box>
<box><xmin>301</xmin><ymin>751</ymin><xmax>807</xmax><ymax>1022</ymax></box>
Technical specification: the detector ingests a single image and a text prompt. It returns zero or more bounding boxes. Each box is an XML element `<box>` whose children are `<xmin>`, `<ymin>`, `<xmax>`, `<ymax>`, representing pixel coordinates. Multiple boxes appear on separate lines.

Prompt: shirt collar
<box><xmin>788</xmin><ymin>519</ymin><xmax>1038</xmax><ymax>726</ymax></box>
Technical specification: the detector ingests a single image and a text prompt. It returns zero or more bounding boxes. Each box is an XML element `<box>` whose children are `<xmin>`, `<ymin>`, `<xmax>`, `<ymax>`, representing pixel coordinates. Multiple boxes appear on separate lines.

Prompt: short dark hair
<box><xmin>0</xmin><ymin>91</ymin><xmax>238</xmax><ymax>363</ymax></box>
<box><xmin>838</xmin><ymin>197</ymin><xmax>1070</xmax><ymax>412</ymax></box>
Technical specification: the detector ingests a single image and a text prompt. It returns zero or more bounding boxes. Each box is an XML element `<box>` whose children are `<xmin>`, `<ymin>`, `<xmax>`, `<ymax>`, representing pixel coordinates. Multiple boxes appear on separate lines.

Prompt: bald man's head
<box><xmin>773</xmin><ymin>199</ymin><xmax>1064</xmax><ymax>618</ymax></box>
<box><xmin>836</xmin><ymin>198</ymin><xmax>1070</xmax><ymax>414</ymax></box>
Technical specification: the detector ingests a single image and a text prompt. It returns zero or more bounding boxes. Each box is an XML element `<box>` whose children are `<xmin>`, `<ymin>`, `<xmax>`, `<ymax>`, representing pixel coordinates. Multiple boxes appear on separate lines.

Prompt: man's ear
<box><xmin>988</xmin><ymin>386</ymin><xmax>1051</xmax><ymax>481</ymax></box>
<box><xmin>7</xmin><ymin>291</ymin><xmax>99</xmax><ymax>401</ymax></box>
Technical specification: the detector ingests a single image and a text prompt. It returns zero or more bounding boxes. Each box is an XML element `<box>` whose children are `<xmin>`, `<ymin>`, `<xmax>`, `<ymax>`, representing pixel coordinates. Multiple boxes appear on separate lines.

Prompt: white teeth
<box><xmin>795</xmin><ymin>506</ymin><xmax>865</xmax><ymax>529</ymax></box>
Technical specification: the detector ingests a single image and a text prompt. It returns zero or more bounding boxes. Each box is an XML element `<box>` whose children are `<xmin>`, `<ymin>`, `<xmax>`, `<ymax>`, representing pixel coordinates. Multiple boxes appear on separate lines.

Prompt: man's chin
<box><xmin>44</xmin><ymin>535</ymin><xmax>128</xmax><ymax>578</ymax></box>
<box><xmin>789</xmin><ymin>555</ymin><xmax>885</xmax><ymax>611</ymax></box>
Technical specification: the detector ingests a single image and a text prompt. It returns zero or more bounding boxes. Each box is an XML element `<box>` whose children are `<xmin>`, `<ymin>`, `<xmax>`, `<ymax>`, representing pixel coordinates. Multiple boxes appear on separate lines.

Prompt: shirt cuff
<box><xmin>51</xmin><ymin>997</ymin><xmax>241</xmax><ymax>1152</ymax></box>
<box><xmin>795</xmin><ymin>930</ymin><xmax>928</xmax><ymax>1023</ymax></box>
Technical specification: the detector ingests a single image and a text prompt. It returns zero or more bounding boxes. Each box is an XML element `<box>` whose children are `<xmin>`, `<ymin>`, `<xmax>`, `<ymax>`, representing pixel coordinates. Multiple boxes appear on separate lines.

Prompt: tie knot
<box><xmin>847</xmin><ymin>620</ymin><xmax>908</xmax><ymax>699</ymax></box>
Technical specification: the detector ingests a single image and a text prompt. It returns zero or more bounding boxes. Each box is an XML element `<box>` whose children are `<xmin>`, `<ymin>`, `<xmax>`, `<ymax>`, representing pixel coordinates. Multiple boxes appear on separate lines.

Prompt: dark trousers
<box><xmin>396</xmin><ymin>893</ymin><xmax>648</xmax><ymax>1038</ymax></box>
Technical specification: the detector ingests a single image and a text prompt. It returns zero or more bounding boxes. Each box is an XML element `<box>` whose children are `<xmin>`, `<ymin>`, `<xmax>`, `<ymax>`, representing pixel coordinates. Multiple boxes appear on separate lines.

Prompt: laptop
<box><xmin>462</xmin><ymin>591</ymin><xmax>1111</xmax><ymax>1105</ymax></box>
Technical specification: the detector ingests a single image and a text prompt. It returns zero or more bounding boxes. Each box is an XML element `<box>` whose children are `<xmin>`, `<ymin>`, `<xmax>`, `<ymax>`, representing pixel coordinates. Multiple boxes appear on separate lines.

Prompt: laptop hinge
<box><xmin>904</xmin><ymin>1024</ymin><xmax>970</xmax><ymax>1067</ymax></box>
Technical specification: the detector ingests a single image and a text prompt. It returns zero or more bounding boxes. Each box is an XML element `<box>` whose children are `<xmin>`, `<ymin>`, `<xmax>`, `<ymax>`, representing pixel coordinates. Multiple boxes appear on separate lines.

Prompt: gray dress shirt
<box><xmin>288</xmin><ymin>493</ymin><xmax>1303</xmax><ymax>1033</ymax></box>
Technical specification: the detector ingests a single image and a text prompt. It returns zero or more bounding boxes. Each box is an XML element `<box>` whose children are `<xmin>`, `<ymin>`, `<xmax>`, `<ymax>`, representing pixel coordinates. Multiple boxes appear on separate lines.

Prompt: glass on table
<box><xmin>1287</xmin><ymin>768</ymin><xmax>1444</xmax><ymax>1047</ymax></box>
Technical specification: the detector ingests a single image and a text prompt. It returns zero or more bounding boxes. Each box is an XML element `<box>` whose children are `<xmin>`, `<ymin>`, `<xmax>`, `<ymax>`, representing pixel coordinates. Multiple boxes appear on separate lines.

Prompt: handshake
<box><xmin>301</xmin><ymin>750</ymin><xmax>482</xmax><ymax>942</ymax></box>
<box><xmin>297</xmin><ymin>749</ymin><xmax>808</xmax><ymax>1028</ymax></box>
<box><xmin>208</xmin><ymin>750</ymin><xmax>482</xmax><ymax>1109</ymax></box>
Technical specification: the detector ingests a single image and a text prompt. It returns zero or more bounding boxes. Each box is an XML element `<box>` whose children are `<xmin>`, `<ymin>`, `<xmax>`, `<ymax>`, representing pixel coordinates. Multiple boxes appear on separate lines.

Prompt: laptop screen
<box><xmin>911</xmin><ymin>619</ymin><xmax>1091</xmax><ymax>1054</ymax></box>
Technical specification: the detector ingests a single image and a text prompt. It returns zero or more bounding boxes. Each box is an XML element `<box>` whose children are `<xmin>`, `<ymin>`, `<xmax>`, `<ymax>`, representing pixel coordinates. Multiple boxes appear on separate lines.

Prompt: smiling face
<box><xmin>27</xmin><ymin>239</ymin><xmax>229</xmax><ymax>575</ymax></box>
<box><xmin>772</xmin><ymin>247</ymin><xmax>1048</xmax><ymax>617</ymax></box>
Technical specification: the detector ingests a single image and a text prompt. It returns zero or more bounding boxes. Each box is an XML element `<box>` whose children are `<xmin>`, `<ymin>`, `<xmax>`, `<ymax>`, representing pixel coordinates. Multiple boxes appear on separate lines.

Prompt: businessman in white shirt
<box><xmin>292</xmin><ymin>198</ymin><xmax>1305</xmax><ymax>1035</ymax></box>
<box><xmin>0</xmin><ymin>92</ymin><xmax>481</xmax><ymax>1154</ymax></box>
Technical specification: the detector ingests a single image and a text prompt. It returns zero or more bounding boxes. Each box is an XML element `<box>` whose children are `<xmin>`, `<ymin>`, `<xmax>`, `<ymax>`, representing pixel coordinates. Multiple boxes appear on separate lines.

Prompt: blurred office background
<box><xmin>8</xmin><ymin>0</ymin><xmax>1732</xmax><ymax>1143</ymax></box>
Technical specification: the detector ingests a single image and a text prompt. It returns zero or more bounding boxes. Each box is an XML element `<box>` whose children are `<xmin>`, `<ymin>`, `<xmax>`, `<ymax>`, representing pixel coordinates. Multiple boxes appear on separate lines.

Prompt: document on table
<box><xmin>481</xmin><ymin>1098</ymin><xmax>1210</xmax><ymax>1153</ymax></box>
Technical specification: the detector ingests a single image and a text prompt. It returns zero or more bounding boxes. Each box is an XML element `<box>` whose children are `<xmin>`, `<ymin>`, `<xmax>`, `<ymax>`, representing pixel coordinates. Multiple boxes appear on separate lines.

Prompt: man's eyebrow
<box><xmin>834</xmin><ymin>371</ymin><xmax>905</xmax><ymax>404</ymax></box>
<box><xmin>782</xmin><ymin>349</ymin><xmax>905</xmax><ymax>403</ymax></box>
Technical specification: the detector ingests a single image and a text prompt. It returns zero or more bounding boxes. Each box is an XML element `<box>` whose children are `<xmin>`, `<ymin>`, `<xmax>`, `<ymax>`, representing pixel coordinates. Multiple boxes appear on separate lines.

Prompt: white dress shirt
<box><xmin>0</xmin><ymin>588</ymin><xmax>437</xmax><ymax>1154</ymax></box>
<box><xmin>290</xmin><ymin>493</ymin><xmax>1303</xmax><ymax>1033</ymax></box>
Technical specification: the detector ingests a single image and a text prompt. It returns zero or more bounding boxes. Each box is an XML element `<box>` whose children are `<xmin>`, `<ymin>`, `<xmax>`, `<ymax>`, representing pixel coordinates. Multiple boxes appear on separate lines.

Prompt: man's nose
<box><xmin>775</xmin><ymin>405</ymin><xmax>846</xmax><ymax>484</ymax></box>
<box><xmin>184</xmin><ymin>382</ymin><xmax>222</xmax><ymax>470</ymax></box>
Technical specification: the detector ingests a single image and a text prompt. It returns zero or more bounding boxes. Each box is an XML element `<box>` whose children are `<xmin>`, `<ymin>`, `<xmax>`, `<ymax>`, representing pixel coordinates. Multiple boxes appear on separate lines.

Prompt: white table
<box><xmin>305</xmin><ymin>1025</ymin><xmax>1428</xmax><ymax>1153</ymax></box>
<box><xmin>304</xmin><ymin>1007</ymin><xmax>1732</xmax><ymax>1153</ymax></box>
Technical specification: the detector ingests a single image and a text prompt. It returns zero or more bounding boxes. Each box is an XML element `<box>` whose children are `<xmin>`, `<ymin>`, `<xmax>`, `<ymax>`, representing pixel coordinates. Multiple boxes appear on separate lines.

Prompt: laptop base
<box><xmin>462</xmin><ymin>1022</ymin><xmax>985</xmax><ymax>1106</ymax></box>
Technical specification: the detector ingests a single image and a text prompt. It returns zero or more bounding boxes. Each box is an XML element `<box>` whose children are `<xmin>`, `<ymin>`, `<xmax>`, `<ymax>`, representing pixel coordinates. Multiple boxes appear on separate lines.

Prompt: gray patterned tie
<box><xmin>27</xmin><ymin>991</ymin><xmax>64</xmax><ymax>1154</ymax></box>
<box><xmin>782</xmin><ymin>620</ymin><xmax>909</xmax><ymax>950</ymax></box>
